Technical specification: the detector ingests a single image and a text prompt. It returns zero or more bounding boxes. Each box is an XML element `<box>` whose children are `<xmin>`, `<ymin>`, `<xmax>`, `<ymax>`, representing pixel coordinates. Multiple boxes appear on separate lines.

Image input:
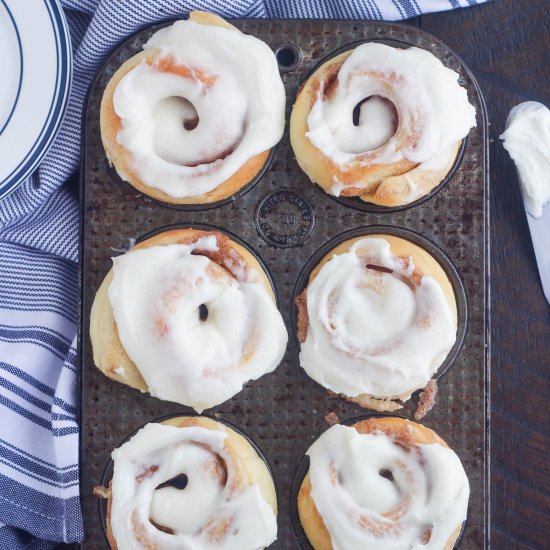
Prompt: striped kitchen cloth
<box><xmin>0</xmin><ymin>0</ymin><xmax>489</xmax><ymax>547</ymax></box>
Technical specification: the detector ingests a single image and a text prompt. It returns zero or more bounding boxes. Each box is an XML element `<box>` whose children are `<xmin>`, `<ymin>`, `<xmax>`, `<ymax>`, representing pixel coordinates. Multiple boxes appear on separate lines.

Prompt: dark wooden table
<box><xmin>415</xmin><ymin>1</ymin><xmax>550</xmax><ymax>548</ymax></box>
<box><xmin>61</xmin><ymin>1</ymin><xmax>549</xmax><ymax>549</ymax></box>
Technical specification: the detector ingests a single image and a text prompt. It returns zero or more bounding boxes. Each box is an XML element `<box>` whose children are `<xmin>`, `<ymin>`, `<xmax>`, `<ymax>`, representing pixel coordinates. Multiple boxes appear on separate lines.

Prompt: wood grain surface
<box><xmin>417</xmin><ymin>1</ymin><xmax>550</xmax><ymax>548</ymax></box>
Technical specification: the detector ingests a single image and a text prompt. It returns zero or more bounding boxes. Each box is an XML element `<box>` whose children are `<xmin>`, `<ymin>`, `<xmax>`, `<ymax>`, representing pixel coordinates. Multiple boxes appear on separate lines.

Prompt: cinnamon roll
<box><xmin>295</xmin><ymin>235</ymin><xmax>457</xmax><ymax>411</ymax></box>
<box><xmin>290</xmin><ymin>43</ymin><xmax>476</xmax><ymax>206</ymax></box>
<box><xmin>99</xmin><ymin>416</ymin><xmax>277</xmax><ymax>549</ymax></box>
<box><xmin>297</xmin><ymin>417</ymin><xmax>469</xmax><ymax>550</ymax></box>
<box><xmin>90</xmin><ymin>228</ymin><xmax>288</xmax><ymax>412</ymax></box>
<box><xmin>100</xmin><ymin>11</ymin><xmax>285</xmax><ymax>204</ymax></box>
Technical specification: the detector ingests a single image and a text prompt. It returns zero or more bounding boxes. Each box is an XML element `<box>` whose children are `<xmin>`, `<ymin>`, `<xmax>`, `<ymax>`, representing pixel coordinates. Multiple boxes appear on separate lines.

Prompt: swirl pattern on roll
<box><xmin>101</xmin><ymin>12</ymin><xmax>285</xmax><ymax>203</ymax></box>
<box><xmin>300</xmin><ymin>419</ymin><xmax>469</xmax><ymax>550</ymax></box>
<box><xmin>297</xmin><ymin>236</ymin><xmax>457</xmax><ymax>408</ymax></box>
<box><xmin>290</xmin><ymin>42</ymin><xmax>476</xmax><ymax>206</ymax></box>
<box><xmin>92</xmin><ymin>229</ymin><xmax>288</xmax><ymax>412</ymax></box>
<box><xmin>108</xmin><ymin>418</ymin><xmax>277</xmax><ymax>549</ymax></box>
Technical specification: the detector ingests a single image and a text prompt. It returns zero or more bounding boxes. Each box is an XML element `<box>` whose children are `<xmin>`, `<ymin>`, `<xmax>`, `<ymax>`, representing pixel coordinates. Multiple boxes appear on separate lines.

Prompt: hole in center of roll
<box><xmin>183</xmin><ymin>117</ymin><xmax>199</xmax><ymax>131</ymax></box>
<box><xmin>351</xmin><ymin>96</ymin><xmax>399</xmax><ymax>150</ymax></box>
<box><xmin>155</xmin><ymin>96</ymin><xmax>199</xmax><ymax>131</ymax></box>
<box><xmin>379</xmin><ymin>469</ymin><xmax>394</xmax><ymax>482</ymax></box>
<box><xmin>152</xmin><ymin>96</ymin><xmax>201</xmax><ymax>164</ymax></box>
<box><xmin>155</xmin><ymin>473</ymin><xmax>189</xmax><ymax>491</ymax></box>
<box><xmin>198</xmin><ymin>304</ymin><xmax>209</xmax><ymax>322</ymax></box>
<box><xmin>178</xmin><ymin>97</ymin><xmax>199</xmax><ymax>131</ymax></box>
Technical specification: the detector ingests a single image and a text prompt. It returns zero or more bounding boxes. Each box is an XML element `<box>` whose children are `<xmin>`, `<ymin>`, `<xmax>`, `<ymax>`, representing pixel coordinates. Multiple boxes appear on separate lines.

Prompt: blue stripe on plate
<box><xmin>0</xmin><ymin>0</ymin><xmax>23</xmax><ymax>136</ymax></box>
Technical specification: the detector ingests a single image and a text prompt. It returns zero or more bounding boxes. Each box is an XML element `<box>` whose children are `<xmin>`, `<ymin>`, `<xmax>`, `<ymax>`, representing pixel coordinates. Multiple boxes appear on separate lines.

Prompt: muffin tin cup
<box><xmin>289</xmin><ymin>413</ymin><xmax>467</xmax><ymax>549</ymax></box>
<box><xmin>97</xmin><ymin>413</ymin><xmax>279</xmax><ymax>546</ymax></box>
<box><xmin>80</xmin><ymin>18</ymin><xmax>488</xmax><ymax>549</ymax></box>
<box><xmin>291</xmin><ymin>224</ymin><xmax>469</xmax><ymax>386</ymax></box>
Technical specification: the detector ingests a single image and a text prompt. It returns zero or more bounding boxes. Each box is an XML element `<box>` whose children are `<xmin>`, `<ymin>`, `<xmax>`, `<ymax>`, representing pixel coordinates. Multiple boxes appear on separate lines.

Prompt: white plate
<box><xmin>0</xmin><ymin>0</ymin><xmax>72</xmax><ymax>199</ymax></box>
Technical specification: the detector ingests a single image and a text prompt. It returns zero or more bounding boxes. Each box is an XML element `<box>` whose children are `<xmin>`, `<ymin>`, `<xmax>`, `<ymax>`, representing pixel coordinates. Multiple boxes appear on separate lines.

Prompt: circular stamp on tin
<box><xmin>255</xmin><ymin>190</ymin><xmax>314</xmax><ymax>248</ymax></box>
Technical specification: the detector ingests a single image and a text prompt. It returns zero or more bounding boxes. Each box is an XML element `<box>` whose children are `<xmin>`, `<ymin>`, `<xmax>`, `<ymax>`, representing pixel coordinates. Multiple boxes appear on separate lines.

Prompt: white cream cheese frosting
<box><xmin>110</xmin><ymin>422</ymin><xmax>277</xmax><ymax>549</ymax></box>
<box><xmin>500</xmin><ymin>101</ymin><xmax>550</xmax><ymax>218</ymax></box>
<box><xmin>306</xmin><ymin>43</ymin><xmax>476</xmax><ymax>173</ymax></box>
<box><xmin>306</xmin><ymin>424</ymin><xmax>470</xmax><ymax>550</ymax></box>
<box><xmin>299</xmin><ymin>238</ymin><xmax>456</xmax><ymax>400</ymax></box>
<box><xmin>112</xmin><ymin>19</ymin><xmax>285</xmax><ymax>198</ymax></box>
<box><xmin>108</xmin><ymin>236</ymin><xmax>288</xmax><ymax>412</ymax></box>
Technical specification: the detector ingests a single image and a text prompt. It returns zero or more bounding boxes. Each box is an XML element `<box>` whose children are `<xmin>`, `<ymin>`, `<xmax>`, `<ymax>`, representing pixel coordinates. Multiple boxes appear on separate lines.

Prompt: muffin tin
<box><xmin>79</xmin><ymin>18</ymin><xmax>489</xmax><ymax>549</ymax></box>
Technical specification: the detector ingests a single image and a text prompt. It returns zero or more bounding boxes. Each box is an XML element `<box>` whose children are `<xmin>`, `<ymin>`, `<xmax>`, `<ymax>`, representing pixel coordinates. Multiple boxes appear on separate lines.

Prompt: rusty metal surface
<box><xmin>79</xmin><ymin>19</ymin><xmax>489</xmax><ymax>549</ymax></box>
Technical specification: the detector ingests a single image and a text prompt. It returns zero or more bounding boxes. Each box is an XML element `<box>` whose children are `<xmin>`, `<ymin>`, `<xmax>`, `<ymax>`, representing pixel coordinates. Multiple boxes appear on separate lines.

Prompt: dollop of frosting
<box><xmin>112</xmin><ymin>19</ymin><xmax>285</xmax><ymax>198</ymax></box>
<box><xmin>306</xmin><ymin>43</ymin><xmax>476</xmax><ymax>170</ymax></box>
<box><xmin>299</xmin><ymin>238</ymin><xmax>456</xmax><ymax>399</ymax></box>
<box><xmin>110</xmin><ymin>422</ymin><xmax>277</xmax><ymax>549</ymax></box>
<box><xmin>108</xmin><ymin>235</ymin><xmax>288</xmax><ymax>412</ymax></box>
<box><xmin>500</xmin><ymin>101</ymin><xmax>550</xmax><ymax>218</ymax></box>
<box><xmin>306</xmin><ymin>424</ymin><xmax>470</xmax><ymax>550</ymax></box>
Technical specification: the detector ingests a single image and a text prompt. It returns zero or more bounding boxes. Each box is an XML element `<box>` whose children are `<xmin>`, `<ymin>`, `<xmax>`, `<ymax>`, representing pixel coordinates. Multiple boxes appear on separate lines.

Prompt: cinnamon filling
<box><xmin>154</xmin><ymin>56</ymin><xmax>217</xmax><ymax>87</ymax></box>
<box><xmin>191</xmin><ymin>442</ymin><xmax>229</xmax><ymax>488</ymax></box>
<box><xmin>365</xmin><ymin>260</ymin><xmax>420</xmax><ymax>291</ymax></box>
<box><xmin>187</xmin><ymin>231</ymin><xmax>250</xmax><ymax>282</ymax></box>
<box><xmin>150</xmin><ymin>519</ymin><xmax>174</xmax><ymax>535</ymax></box>
<box><xmin>366</xmin><ymin>263</ymin><xmax>393</xmax><ymax>273</ymax></box>
<box><xmin>318</xmin><ymin>64</ymin><xmax>339</xmax><ymax>101</ymax></box>
<box><xmin>206</xmin><ymin>453</ymin><xmax>228</xmax><ymax>488</ymax></box>
<box><xmin>136</xmin><ymin>464</ymin><xmax>159</xmax><ymax>483</ymax></box>
<box><xmin>294</xmin><ymin>289</ymin><xmax>309</xmax><ymax>344</ymax></box>
<box><xmin>204</xmin><ymin>516</ymin><xmax>234</xmax><ymax>543</ymax></box>
<box><xmin>414</xmin><ymin>379</ymin><xmax>438</xmax><ymax>421</ymax></box>
<box><xmin>420</xmin><ymin>525</ymin><xmax>433</xmax><ymax>545</ymax></box>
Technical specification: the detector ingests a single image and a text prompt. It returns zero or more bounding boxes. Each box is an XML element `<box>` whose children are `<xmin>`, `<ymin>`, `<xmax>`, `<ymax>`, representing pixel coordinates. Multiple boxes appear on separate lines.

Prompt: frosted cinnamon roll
<box><xmin>295</xmin><ymin>235</ymin><xmax>457</xmax><ymax>411</ymax></box>
<box><xmin>290</xmin><ymin>43</ymin><xmax>476</xmax><ymax>206</ymax></box>
<box><xmin>98</xmin><ymin>416</ymin><xmax>277</xmax><ymax>549</ymax></box>
<box><xmin>298</xmin><ymin>417</ymin><xmax>469</xmax><ymax>550</ymax></box>
<box><xmin>90</xmin><ymin>228</ymin><xmax>288</xmax><ymax>412</ymax></box>
<box><xmin>100</xmin><ymin>12</ymin><xmax>285</xmax><ymax>204</ymax></box>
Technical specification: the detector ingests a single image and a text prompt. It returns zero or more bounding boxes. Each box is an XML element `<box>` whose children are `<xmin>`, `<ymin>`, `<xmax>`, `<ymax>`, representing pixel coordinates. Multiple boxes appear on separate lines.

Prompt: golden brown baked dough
<box><xmin>295</xmin><ymin>234</ymin><xmax>457</xmax><ymax>412</ymax></box>
<box><xmin>90</xmin><ymin>228</ymin><xmax>275</xmax><ymax>394</ymax></box>
<box><xmin>100</xmin><ymin>12</ymin><xmax>272</xmax><ymax>205</ymax></box>
<box><xmin>298</xmin><ymin>417</ymin><xmax>463</xmax><ymax>550</ymax></box>
<box><xmin>99</xmin><ymin>416</ymin><xmax>277</xmax><ymax>549</ymax></box>
<box><xmin>290</xmin><ymin>50</ymin><xmax>461</xmax><ymax>207</ymax></box>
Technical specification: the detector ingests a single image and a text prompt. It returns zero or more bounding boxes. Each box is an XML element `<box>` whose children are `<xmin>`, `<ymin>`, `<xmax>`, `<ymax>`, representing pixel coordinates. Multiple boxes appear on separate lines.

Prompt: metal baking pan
<box><xmin>78</xmin><ymin>18</ymin><xmax>489</xmax><ymax>549</ymax></box>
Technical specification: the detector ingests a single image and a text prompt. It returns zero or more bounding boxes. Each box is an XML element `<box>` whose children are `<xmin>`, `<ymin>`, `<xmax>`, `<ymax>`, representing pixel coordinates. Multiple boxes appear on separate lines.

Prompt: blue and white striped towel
<box><xmin>0</xmin><ymin>0</ymin><xmax>488</xmax><ymax>547</ymax></box>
